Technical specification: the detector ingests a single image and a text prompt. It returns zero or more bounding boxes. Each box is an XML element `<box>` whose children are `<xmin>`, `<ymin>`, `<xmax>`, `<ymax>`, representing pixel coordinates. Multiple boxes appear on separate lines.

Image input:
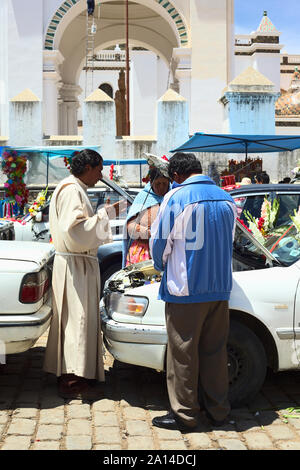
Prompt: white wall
<box><xmin>190</xmin><ymin>0</ymin><xmax>234</xmax><ymax>134</ymax></box>
<box><xmin>131</xmin><ymin>51</ymin><xmax>157</xmax><ymax>136</ymax></box>
<box><xmin>252</xmin><ymin>53</ymin><xmax>281</xmax><ymax>91</ymax></box>
<box><xmin>0</xmin><ymin>0</ymin><xmax>9</xmax><ymax>136</ymax></box>
<box><xmin>234</xmin><ymin>55</ymin><xmax>253</xmax><ymax>79</ymax></box>
<box><xmin>156</xmin><ymin>57</ymin><xmax>169</xmax><ymax>100</ymax></box>
<box><xmin>7</xmin><ymin>0</ymin><xmax>43</xmax><ymax>101</ymax></box>
<box><xmin>78</xmin><ymin>69</ymin><xmax>119</xmax><ymax>121</ymax></box>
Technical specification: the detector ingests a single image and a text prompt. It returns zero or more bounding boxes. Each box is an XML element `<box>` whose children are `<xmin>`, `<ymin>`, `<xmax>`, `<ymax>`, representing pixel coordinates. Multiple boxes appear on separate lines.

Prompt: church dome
<box><xmin>276</xmin><ymin>68</ymin><xmax>300</xmax><ymax>116</ymax></box>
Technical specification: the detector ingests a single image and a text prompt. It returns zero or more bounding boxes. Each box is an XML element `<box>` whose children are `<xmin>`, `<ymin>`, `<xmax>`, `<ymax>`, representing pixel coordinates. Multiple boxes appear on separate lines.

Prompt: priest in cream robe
<box><xmin>44</xmin><ymin>149</ymin><xmax>119</xmax><ymax>400</ymax></box>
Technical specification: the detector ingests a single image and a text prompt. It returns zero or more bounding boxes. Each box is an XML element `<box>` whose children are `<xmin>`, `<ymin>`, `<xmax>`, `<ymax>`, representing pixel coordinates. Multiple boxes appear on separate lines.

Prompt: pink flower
<box><xmin>261</xmin><ymin>200</ymin><xmax>271</xmax><ymax>219</ymax></box>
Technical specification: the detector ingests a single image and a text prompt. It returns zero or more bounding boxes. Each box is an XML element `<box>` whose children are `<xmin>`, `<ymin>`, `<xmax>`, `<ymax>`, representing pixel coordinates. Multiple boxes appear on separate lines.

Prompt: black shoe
<box><xmin>152</xmin><ymin>411</ymin><xmax>197</xmax><ymax>432</ymax></box>
<box><xmin>205</xmin><ymin>411</ymin><xmax>230</xmax><ymax>428</ymax></box>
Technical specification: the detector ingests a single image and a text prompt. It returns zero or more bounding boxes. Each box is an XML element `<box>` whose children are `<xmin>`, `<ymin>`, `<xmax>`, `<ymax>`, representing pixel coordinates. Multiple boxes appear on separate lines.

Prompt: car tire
<box><xmin>227</xmin><ymin>320</ymin><xmax>267</xmax><ymax>408</ymax></box>
<box><xmin>101</xmin><ymin>262</ymin><xmax>122</xmax><ymax>294</ymax></box>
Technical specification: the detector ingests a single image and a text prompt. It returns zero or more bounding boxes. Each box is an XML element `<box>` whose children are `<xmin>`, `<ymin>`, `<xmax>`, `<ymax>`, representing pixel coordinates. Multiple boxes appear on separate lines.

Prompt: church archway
<box><xmin>44</xmin><ymin>0</ymin><xmax>190</xmax><ymax>136</ymax></box>
<box><xmin>99</xmin><ymin>82</ymin><xmax>113</xmax><ymax>98</ymax></box>
<box><xmin>45</xmin><ymin>0</ymin><xmax>189</xmax><ymax>51</ymax></box>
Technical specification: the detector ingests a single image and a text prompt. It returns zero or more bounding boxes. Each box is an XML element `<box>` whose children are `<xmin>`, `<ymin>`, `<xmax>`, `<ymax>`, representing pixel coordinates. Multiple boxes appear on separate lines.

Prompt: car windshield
<box><xmin>235</xmin><ymin>219</ymin><xmax>300</xmax><ymax>267</ymax></box>
<box><xmin>263</xmin><ymin>225</ymin><xmax>300</xmax><ymax>266</ymax></box>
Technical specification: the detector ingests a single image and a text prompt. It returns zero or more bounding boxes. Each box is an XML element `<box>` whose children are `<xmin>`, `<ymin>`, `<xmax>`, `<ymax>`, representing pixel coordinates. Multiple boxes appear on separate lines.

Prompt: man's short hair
<box><xmin>256</xmin><ymin>172</ymin><xmax>270</xmax><ymax>184</ymax></box>
<box><xmin>168</xmin><ymin>153</ymin><xmax>202</xmax><ymax>179</ymax></box>
<box><xmin>70</xmin><ymin>149</ymin><xmax>103</xmax><ymax>176</ymax></box>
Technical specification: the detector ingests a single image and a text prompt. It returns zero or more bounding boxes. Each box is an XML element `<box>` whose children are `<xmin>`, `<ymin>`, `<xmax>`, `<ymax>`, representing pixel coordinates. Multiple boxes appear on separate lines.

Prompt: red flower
<box><xmin>257</xmin><ymin>217</ymin><xmax>265</xmax><ymax>232</ymax></box>
<box><xmin>237</xmin><ymin>218</ymin><xmax>252</xmax><ymax>233</ymax></box>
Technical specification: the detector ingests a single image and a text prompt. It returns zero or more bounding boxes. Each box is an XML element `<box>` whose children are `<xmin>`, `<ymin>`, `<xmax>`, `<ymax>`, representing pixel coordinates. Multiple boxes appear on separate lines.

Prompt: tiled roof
<box><xmin>257</xmin><ymin>11</ymin><xmax>278</xmax><ymax>33</ymax></box>
<box><xmin>276</xmin><ymin>67</ymin><xmax>300</xmax><ymax>116</ymax></box>
<box><xmin>276</xmin><ymin>92</ymin><xmax>300</xmax><ymax>116</ymax></box>
<box><xmin>229</xmin><ymin>66</ymin><xmax>274</xmax><ymax>87</ymax></box>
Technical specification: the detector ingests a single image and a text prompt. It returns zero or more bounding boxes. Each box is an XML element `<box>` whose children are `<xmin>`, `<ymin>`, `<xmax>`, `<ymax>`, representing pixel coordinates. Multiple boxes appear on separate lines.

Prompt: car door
<box><xmin>291</xmin><ymin>263</ymin><xmax>300</xmax><ymax>367</ymax></box>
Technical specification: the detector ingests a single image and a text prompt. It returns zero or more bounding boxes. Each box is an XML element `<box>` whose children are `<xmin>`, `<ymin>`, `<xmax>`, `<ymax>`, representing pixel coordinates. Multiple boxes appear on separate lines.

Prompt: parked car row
<box><xmin>100</xmin><ymin>218</ymin><xmax>300</xmax><ymax>407</ymax></box>
<box><xmin>2</xmin><ymin>179</ymin><xmax>300</xmax><ymax>409</ymax></box>
<box><xmin>99</xmin><ymin>183</ymin><xmax>300</xmax><ymax>407</ymax></box>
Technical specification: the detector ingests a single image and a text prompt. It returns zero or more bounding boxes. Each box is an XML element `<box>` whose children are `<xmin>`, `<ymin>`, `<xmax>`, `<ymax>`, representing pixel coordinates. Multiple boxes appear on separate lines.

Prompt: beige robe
<box><xmin>43</xmin><ymin>175</ymin><xmax>112</xmax><ymax>381</ymax></box>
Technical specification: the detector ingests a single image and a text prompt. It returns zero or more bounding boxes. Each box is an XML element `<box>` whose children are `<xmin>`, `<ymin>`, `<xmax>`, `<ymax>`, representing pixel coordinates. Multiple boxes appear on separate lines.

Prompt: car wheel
<box><xmin>101</xmin><ymin>262</ymin><xmax>122</xmax><ymax>294</ymax></box>
<box><xmin>227</xmin><ymin>320</ymin><xmax>267</xmax><ymax>407</ymax></box>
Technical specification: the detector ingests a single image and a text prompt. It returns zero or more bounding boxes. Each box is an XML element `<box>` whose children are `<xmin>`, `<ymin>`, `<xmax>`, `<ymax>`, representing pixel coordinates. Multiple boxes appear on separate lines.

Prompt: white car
<box><xmin>100</xmin><ymin>220</ymin><xmax>300</xmax><ymax>407</ymax></box>
<box><xmin>0</xmin><ymin>229</ymin><xmax>54</xmax><ymax>356</ymax></box>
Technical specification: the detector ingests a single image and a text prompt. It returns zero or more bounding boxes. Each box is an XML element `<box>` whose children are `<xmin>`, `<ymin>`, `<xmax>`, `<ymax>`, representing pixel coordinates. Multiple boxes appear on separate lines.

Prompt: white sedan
<box><xmin>100</xmin><ymin>220</ymin><xmax>300</xmax><ymax>407</ymax></box>
<box><xmin>0</xmin><ymin>221</ymin><xmax>54</xmax><ymax>358</ymax></box>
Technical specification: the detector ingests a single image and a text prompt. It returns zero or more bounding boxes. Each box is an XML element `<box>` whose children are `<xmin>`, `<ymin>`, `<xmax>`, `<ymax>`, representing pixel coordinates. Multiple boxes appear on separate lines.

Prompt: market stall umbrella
<box><xmin>171</xmin><ymin>133</ymin><xmax>300</xmax><ymax>159</ymax></box>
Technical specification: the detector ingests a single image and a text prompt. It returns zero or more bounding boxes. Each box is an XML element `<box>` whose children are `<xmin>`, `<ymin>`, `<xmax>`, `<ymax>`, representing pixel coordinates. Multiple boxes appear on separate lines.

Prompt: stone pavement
<box><xmin>1</xmin><ymin>331</ymin><xmax>300</xmax><ymax>450</ymax></box>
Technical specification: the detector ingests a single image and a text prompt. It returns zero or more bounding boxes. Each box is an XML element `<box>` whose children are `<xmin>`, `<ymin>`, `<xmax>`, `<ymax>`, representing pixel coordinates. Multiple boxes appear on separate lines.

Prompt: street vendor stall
<box><xmin>172</xmin><ymin>133</ymin><xmax>300</xmax><ymax>188</ymax></box>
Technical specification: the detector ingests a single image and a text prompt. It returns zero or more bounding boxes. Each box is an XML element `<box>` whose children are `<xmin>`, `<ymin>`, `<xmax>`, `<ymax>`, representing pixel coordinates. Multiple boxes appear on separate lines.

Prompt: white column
<box><xmin>0</xmin><ymin>0</ymin><xmax>8</xmax><ymax>137</ymax></box>
<box><xmin>43</xmin><ymin>50</ymin><xmax>64</xmax><ymax>136</ymax></box>
<box><xmin>83</xmin><ymin>88</ymin><xmax>116</xmax><ymax>157</ymax></box>
<box><xmin>173</xmin><ymin>48</ymin><xmax>192</xmax><ymax>132</ymax></box>
<box><xmin>59</xmin><ymin>84</ymin><xmax>82</xmax><ymax>135</ymax></box>
<box><xmin>9</xmin><ymin>89</ymin><xmax>42</xmax><ymax>146</ymax></box>
<box><xmin>156</xmin><ymin>89</ymin><xmax>189</xmax><ymax>157</ymax></box>
<box><xmin>190</xmin><ymin>0</ymin><xmax>234</xmax><ymax>134</ymax></box>
<box><xmin>172</xmin><ymin>48</ymin><xmax>192</xmax><ymax>100</ymax></box>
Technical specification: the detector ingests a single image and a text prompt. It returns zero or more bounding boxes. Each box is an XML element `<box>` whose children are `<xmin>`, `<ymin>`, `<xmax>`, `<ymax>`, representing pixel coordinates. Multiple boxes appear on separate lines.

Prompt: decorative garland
<box><xmin>1</xmin><ymin>150</ymin><xmax>29</xmax><ymax>213</ymax></box>
<box><xmin>292</xmin><ymin>161</ymin><xmax>300</xmax><ymax>179</ymax></box>
<box><xmin>63</xmin><ymin>151</ymin><xmax>79</xmax><ymax>171</ymax></box>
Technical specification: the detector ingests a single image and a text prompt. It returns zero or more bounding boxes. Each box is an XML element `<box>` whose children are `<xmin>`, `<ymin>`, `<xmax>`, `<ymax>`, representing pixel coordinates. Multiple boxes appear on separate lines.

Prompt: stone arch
<box><xmin>99</xmin><ymin>82</ymin><xmax>114</xmax><ymax>98</ymax></box>
<box><xmin>44</xmin><ymin>0</ymin><xmax>189</xmax><ymax>50</ymax></box>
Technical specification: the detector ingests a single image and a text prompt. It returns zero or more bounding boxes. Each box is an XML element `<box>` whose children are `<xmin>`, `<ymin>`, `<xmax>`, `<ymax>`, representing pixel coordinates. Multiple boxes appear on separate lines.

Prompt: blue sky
<box><xmin>235</xmin><ymin>0</ymin><xmax>300</xmax><ymax>54</ymax></box>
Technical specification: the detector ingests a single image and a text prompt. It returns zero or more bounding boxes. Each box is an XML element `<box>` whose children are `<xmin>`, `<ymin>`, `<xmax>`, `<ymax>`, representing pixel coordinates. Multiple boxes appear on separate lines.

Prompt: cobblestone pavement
<box><xmin>1</xmin><ymin>332</ymin><xmax>300</xmax><ymax>450</ymax></box>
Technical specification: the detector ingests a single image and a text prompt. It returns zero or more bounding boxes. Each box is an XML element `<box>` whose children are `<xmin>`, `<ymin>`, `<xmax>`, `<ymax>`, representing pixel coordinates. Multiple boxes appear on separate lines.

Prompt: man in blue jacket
<box><xmin>150</xmin><ymin>153</ymin><xmax>236</xmax><ymax>431</ymax></box>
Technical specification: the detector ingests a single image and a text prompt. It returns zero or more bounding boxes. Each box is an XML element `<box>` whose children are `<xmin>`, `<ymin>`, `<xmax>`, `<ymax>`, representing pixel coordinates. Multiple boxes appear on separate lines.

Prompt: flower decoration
<box><xmin>142</xmin><ymin>154</ymin><xmax>169</xmax><ymax>183</ymax></box>
<box><xmin>63</xmin><ymin>151</ymin><xmax>79</xmax><ymax>171</ymax></box>
<box><xmin>243</xmin><ymin>196</ymin><xmax>280</xmax><ymax>245</ymax></box>
<box><xmin>237</xmin><ymin>218</ymin><xmax>252</xmax><ymax>234</ymax></box>
<box><xmin>27</xmin><ymin>187</ymin><xmax>50</xmax><ymax>218</ymax></box>
<box><xmin>1</xmin><ymin>150</ymin><xmax>29</xmax><ymax>212</ymax></box>
<box><xmin>292</xmin><ymin>161</ymin><xmax>300</xmax><ymax>179</ymax></box>
<box><xmin>290</xmin><ymin>207</ymin><xmax>300</xmax><ymax>241</ymax></box>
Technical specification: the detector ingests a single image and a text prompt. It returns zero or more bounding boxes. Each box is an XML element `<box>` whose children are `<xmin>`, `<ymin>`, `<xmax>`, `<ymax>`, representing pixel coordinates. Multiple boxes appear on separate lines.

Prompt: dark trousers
<box><xmin>165</xmin><ymin>300</ymin><xmax>230</xmax><ymax>427</ymax></box>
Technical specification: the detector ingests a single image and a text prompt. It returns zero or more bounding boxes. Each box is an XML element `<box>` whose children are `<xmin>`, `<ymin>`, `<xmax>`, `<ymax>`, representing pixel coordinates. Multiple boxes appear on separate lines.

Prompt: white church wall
<box><xmin>7</xmin><ymin>0</ymin><xmax>43</xmax><ymax>101</ymax></box>
<box><xmin>189</xmin><ymin>0</ymin><xmax>234</xmax><ymax>134</ymax></box>
<box><xmin>78</xmin><ymin>69</ymin><xmax>119</xmax><ymax>122</ymax></box>
<box><xmin>252</xmin><ymin>53</ymin><xmax>281</xmax><ymax>92</ymax></box>
<box><xmin>43</xmin><ymin>0</ymin><xmax>62</xmax><ymax>33</ymax></box>
<box><xmin>156</xmin><ymin>57</ymin><xmax>169</xmax><ymax>100</ymax></box>
<box><xmin>173</xmin><ymin>0</ymin><xmax>190</xmax><ymax>24</ymax></box>
<box><xmin>234</xmin><ymin>55</ymin><xmax>253</xmax><ymax>79</ymax></box>
<box><xmin>0</xmin><ymin>0</ymin><xmax>9</xmax><ymax>137</ymax></box>
<box><xmin>130</xmin><ymin>51</ymin><xmax>157</xmax><ymax>136</ymax></box>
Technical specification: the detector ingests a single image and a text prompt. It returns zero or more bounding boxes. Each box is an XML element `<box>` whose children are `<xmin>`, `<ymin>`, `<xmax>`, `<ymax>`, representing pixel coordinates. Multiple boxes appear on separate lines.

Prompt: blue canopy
<box><xmin>0</xmin><ymin>145</ymin><xmax>101</xmax><ymax>160</ymax></box>
<box><xmin>171</xmin><ymin>133</ymin><xmax>300</xmax><ymax>156</ymax></box>
<box><xmin>0</xmin><ymin>145</ymin><xmax>147</xmax><ymax>165</ymax></box>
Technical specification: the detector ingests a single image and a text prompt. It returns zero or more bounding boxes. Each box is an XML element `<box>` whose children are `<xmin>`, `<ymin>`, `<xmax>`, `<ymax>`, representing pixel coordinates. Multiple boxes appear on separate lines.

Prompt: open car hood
<box><xmin>104</xmin><ymin>220</ymin><xmax>285</xmax><ymax>294</ymax></box>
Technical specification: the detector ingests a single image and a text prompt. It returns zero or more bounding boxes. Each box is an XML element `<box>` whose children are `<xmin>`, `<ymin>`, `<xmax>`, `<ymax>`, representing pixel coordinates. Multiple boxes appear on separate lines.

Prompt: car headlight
<box><xmin>105</xmin><ymin>292</ymin><xmax>148</xmax><ymax>317</ymax></box>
